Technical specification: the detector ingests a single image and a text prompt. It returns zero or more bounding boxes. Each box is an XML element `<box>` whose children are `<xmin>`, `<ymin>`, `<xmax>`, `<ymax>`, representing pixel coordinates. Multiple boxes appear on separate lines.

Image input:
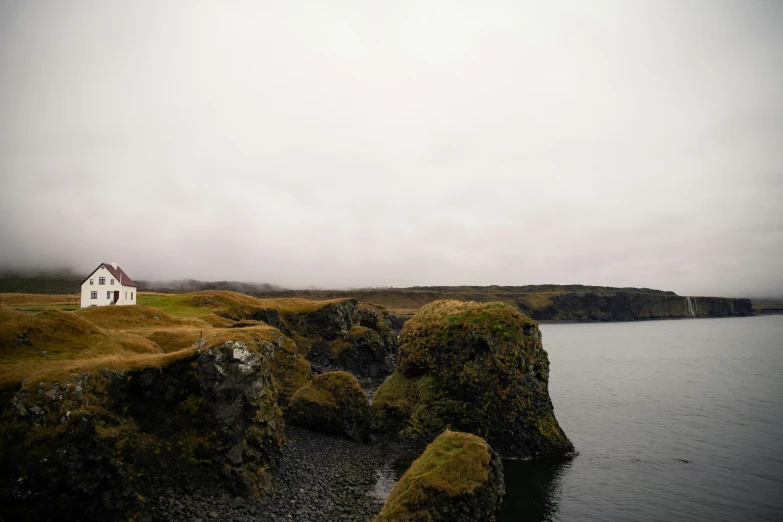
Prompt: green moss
<box><xmin>375</xmin><ymin>430</ymin><xmax>491</xmax><ymax>521</ymax></box>
<box><xmin>290</xmin><ymin>384</ymin><xmax>335</xmax><ymax>408</ymax></box>
<box><xmin>330</xmin><ymin>338</ymin><xmax>351</xmax><ymax>357</ymax></box>
<box><xmin>374</xmin><ymin>372</ymin><xmax>416</xmax><ymax>411</ymax></box>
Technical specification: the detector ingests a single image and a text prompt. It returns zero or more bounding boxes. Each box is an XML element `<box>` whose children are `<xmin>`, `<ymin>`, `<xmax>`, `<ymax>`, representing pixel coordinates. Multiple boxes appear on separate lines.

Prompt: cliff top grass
<box><xmin>399</xmin><ymin>301</ymin><xmax>537</xmax><ymax>374</ymax></box>
<box><xmin>74</xmin><ymin>305</ymin><xmax>205</xmax><ymax>329</ymax></box>
<box><xmin>375</xmin><ymin>430</ymin><xmax>491</xmax><ymax>520</ymax></box>
<box><xmin>405</xmin><ymin>300</ymin><xmax>537</xmax><ymax>334</ymax></box>
<box><xmin>0</xmin><ymin>293</ymin><xmax>78</xmax><ymax>306</ymax></box>
<box><xmin>140</xmin><ymin>290</ymin><xmax>352</xmax><ymax>320</ymax></box>
<box><xmin>0</xmin><ymin>306</ymin><xmax>287</xmax><ymax>390</ymax></box>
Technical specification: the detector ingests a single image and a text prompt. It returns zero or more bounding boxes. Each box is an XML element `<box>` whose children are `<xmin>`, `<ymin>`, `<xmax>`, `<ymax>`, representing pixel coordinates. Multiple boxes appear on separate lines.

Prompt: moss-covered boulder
<box><xmin>371</xmin><ymin>300</ymin><xmax>573</xmax><ymax>459</ymax></box>
<box><xmin>375</xmin><ymin>430</ymin><xmax>504</xmax><ymax>522</ymax></box>
<box><xmin>287</xmin><ymin>371</ymin><xmax>371</xmax><ymax>443</ymax></box>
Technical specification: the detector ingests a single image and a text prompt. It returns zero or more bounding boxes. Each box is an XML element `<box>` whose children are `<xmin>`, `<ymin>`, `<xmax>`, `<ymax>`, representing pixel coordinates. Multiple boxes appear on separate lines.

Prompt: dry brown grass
<box><xmin>140</xmin><ymin>290</ymin><xmax>351</xmax><ymax>320</ymax></box>
<box><xmin>0</xmin><ymin>293</ymin><xmax>79</xmax><ymax>306</ymax></box>
<box><xmin>0</xmin><ymin>302</ymin><xmax>290</xmax><ymax>389</ymax></box>
<box><xmin>0</xmin><ymin>308</ymin><xmax>167</xmax><ymax>388</ymax></box>
<box><xmin>0</xmin><ymin>290</ymin><xmax>352</xmax><ymax>390</ymax></box>
<box><xmin>143</xmin><ymin>328</ymin><xmax>205</xmax><ymax>353</ymax></box>
<box><xmin>75</xmin><ymin>305</ymin><xmax>210</xmax><ymax>330</ymax></box>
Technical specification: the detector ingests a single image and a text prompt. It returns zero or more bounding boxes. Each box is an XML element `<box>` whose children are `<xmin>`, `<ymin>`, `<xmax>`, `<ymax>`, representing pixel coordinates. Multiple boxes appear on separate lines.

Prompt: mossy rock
<box><xmin>287</xmin><ymin>371</ymin><xmax>371</xmax><ymax>443</ymax></box>
<box><xmin>371</xmin><ymin>300</ymin><xmax>573</xmax><ymax>459</ymax></box>
<box><xmin>0</xmin><ymin>340</ymin><xmax>285</xmax><ymax>519</ymax></box>
<box><xmin>329</xmin><ymin>325</ymin><xmax>397</xmax><ymax>378</ymax></box>
<box><xmin>374</xmin><ymin>430</ymin><xmax>504</xmax><ymax>522</ymax></box>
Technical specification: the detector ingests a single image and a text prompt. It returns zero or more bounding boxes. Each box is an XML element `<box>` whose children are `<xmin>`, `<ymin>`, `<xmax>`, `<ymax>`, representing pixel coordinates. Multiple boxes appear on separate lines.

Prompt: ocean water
<box><xmin>498</xmin><ymin>315</ymin><xmax>783</xmax><ymax>522</ymax></box>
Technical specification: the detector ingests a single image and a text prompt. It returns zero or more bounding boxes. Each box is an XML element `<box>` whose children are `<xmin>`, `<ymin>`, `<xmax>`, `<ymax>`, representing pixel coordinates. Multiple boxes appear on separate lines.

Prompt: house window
<box><xmin>107</xmin><ymin>291</ymin><xmax>111</xmax><ymax>299</ymax></box>
<box><xmin>110</xmin><ymin>279</ymin><xmax>114</xmax><ymax>285</ymax></box>
<box><xmin>90</xmin><ymin>279</ymin><xmax>94</xmax><ymax>285</ymax></box>
<box><xmin>99</xmin><ymin>277</ymin><xmax>106</xmax><ymax>285</ymax></box>
<box><xmin>90</xmin><ymin>291</ymin><xmax>97</xmax><ymax>299</ymax></box>
<box><xmin>131</xmin><ymin>292</ymin><xmax>133</xmax><ymax>299</ymax></box>
<box><xmin>125</xmin><ymin>292</ymin><xmax>127</xmax><ymax>299</ymax></box>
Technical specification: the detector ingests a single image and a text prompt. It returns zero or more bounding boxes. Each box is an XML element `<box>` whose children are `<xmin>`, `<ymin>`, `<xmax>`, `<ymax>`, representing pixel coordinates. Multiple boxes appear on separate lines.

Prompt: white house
<box><xmin>80</xmin><ymin>262</ymin><xmax>137</xmax><ymax>307</ymax></box>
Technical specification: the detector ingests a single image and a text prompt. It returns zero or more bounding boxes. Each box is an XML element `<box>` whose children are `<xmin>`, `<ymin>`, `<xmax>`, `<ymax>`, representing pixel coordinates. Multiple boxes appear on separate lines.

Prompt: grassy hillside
<box><xmin>0</xmin><ymin>290</ymin><xmax>350</xmax><ymax>390</ymax></box>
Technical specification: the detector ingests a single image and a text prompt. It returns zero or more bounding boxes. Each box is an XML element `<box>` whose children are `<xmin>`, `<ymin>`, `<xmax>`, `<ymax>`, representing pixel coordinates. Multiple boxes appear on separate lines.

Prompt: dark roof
<box><xmin>81</xmin><ymin>263</ymin><xmax>137</xmax><ymax>288</ymax></box>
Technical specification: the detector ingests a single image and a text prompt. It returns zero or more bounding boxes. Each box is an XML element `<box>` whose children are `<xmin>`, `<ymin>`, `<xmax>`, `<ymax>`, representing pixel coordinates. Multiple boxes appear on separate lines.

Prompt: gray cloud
<box><xmin>1</xmin><ymin>0</ymin><xmax>782</xmax><ymax>296</ymax></box>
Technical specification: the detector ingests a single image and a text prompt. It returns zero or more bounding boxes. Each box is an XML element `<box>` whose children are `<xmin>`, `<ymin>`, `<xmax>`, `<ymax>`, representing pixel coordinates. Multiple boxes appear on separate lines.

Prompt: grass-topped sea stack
<box><xmin>374</xmin><ymin>429</ymin><xmax>505</xmax><ymax>522</ymax></box>
<box><xmin>371</xmin><ymin>300</ymin><xmax>574</xmax><ymax>458</ymax></box>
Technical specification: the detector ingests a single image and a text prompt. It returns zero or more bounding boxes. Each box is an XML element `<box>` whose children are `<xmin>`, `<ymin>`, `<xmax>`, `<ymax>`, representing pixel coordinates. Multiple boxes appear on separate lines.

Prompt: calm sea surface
<box><xmin>498</xmin><ymin>315</ymin><xmax>783</xmax><ymax>522</ymax></box>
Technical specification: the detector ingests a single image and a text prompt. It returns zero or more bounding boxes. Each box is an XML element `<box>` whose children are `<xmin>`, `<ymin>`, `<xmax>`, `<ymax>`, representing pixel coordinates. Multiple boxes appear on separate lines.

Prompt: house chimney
<box><xmin>111</xmin><ymin>261</ymin><xmax>118</xmax><ymax>270</ymax></box>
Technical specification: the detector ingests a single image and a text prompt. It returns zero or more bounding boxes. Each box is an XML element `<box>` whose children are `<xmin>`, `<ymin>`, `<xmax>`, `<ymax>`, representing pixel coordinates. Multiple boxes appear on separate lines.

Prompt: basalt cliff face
<box><xmin>0</xmin><ymin>340</ymin><xmax>283</xmax><ymax>521</ymax></box>
<box><xmin>517</xmin><ymin>292</ymin><xmax>752</xmax><ymax>322</ymax></box>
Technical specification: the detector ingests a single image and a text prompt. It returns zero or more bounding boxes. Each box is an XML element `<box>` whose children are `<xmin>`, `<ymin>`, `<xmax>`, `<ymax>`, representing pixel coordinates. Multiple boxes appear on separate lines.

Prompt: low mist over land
<box><xmin>1</xmin><ymin>1</ymin><xmax>782</xmax><ymax>297</ymax></box>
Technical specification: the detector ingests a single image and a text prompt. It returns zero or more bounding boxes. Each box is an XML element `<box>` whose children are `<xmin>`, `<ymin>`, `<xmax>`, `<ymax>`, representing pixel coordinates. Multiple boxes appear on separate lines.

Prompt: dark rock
<box><xmin>302</xmin><ymin>302</ymin><xmax>399</xmax><ymax>379</ymax></box>
<box><xmin>518</xmin><ymin>292</ymin><xmax>753</xmax><ymax>321</ymax></box>
<box><xmin>198</xmin><ymin>341</ymin><xmax>283</xmax><ymax>497</ymax></box>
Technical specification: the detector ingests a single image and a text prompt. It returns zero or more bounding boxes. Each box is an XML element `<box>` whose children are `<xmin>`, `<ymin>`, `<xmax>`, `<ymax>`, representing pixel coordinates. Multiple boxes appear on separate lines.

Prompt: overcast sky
<box><xmin>1</xmin><ymin>1</ymin><xmax>782</xmax><ymax>296</ymax></box>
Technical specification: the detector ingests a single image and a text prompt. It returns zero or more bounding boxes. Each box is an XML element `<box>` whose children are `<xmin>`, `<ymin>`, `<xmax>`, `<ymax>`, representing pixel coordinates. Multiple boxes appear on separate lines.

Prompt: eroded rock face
<box><xmin>0</xmin><ymin>372</ymin><xmax>134</xmax><ymax>521</ymax></box>
<box><xmin>198</xmin><ymin>341</ymin><xmax>283</xmax><ymax>496</ymax></box>
<box><xmin>375</xmin><ymin>430</ymin><xmax>504</xmax><ymax>522</ymax></box>
<box><xmin>287</xmin><ymin>371</ymin><xmax>371</xmax><ymax>443</ymax></box>
<box><xmin>371</xmin><ymin>300</ymin><xmax>574</xmax><ymax>459</ymax></box>
<box><xmin>519</xmin><ymin>292</ymin><xmax>753</xmax><ymax>321</ymax></box>
<box><xmin>303</xmin><ymin>302</ymin><xmax>399</xmax><ymax>379</ymax></box>
<box><xmin>0</xmin><ymin>340</ymin><xmax>285</xmax><ymax>520</ymax></box>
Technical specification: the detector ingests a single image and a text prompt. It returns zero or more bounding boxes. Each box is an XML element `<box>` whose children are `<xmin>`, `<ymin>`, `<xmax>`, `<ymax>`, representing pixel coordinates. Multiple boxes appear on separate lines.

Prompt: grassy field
<box><xmin>0</xmin><ymin>293</ymin><xmax>81</xmax><ymax>311</ymax></box>
<box><xmin>0</xmin><ymin>290</ymin><xmax>352</xmax><ymax>389</ymax></box>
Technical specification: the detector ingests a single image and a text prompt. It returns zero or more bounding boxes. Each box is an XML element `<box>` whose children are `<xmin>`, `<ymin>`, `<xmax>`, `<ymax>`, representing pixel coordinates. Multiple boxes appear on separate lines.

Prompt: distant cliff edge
<box><xmin>515</xmin><ymin>291</ymin><xmax>752</xmax><ymax>322</ymax></box>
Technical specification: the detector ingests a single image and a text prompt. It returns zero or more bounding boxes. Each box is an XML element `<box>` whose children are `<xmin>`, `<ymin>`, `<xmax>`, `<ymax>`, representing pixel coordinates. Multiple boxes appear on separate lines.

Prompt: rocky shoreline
<box><xmin>136</xmin><ymin>426</ymin><xmax>414</xmax><ymax>522</ymax></box>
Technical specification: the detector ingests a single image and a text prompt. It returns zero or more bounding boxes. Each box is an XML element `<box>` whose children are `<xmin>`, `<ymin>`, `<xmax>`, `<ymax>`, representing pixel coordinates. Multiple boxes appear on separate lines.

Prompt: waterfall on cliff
<box><xmin>686</xmin><ymin>297</ymin><xmax>695</xmax><ymax>317</ymax></box>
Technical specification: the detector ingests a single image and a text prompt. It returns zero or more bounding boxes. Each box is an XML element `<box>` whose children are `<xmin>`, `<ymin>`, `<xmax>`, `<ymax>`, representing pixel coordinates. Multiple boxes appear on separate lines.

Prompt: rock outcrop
<box><xmin>197</xmin><ymin>341</ymin><xmax>283</xmax><ymax>495</ymax></box>
<box><xmin>294</xmin><ymin>301</ymin><xmax>399</xmax><ymax>378</ymax></box>
<box><xmin>202</xmin><ymin>293</ymin><xmax>400</xmax><ymax>379</ymax></box>
<box><xmin>287</xmin><ymin>371</ymin><xmax>371</xmax><ymax>443</ymax></box>
<box><xmin>374</xmin><ymin>430</ymin><xmax>504</xmax><ymax>522</ymax></box>
<box><xmin>371</xmin><ymin>300</ymin><xmax>574</xmax><ymax>459</ymax></box>
<box><xmin>0</xmin><ymin>340</ymin><xmax>284</xmax><ymax>521</ymax></box>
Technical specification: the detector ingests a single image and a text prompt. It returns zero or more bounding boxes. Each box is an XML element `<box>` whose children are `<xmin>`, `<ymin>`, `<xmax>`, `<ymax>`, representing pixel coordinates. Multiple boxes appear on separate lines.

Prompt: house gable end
<box><xmin>80</xmin><ymin>263</ymin><xmax>137</xmax><ymax>288</ymax></box>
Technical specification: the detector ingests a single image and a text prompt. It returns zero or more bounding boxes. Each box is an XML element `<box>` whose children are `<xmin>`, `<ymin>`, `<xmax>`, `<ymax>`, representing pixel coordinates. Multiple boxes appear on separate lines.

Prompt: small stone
<box><xmin>229</xmin><ymin>496</ymin><xmax>246</xmax><ymax>509</ymax></box>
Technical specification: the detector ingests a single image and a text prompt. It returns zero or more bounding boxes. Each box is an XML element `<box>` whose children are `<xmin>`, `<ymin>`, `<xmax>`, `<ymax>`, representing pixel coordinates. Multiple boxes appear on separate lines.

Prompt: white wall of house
<box><xmin>80</xmin><ymin>265</ymin><xmax>137</xmax><ymax>307</ymax></box>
